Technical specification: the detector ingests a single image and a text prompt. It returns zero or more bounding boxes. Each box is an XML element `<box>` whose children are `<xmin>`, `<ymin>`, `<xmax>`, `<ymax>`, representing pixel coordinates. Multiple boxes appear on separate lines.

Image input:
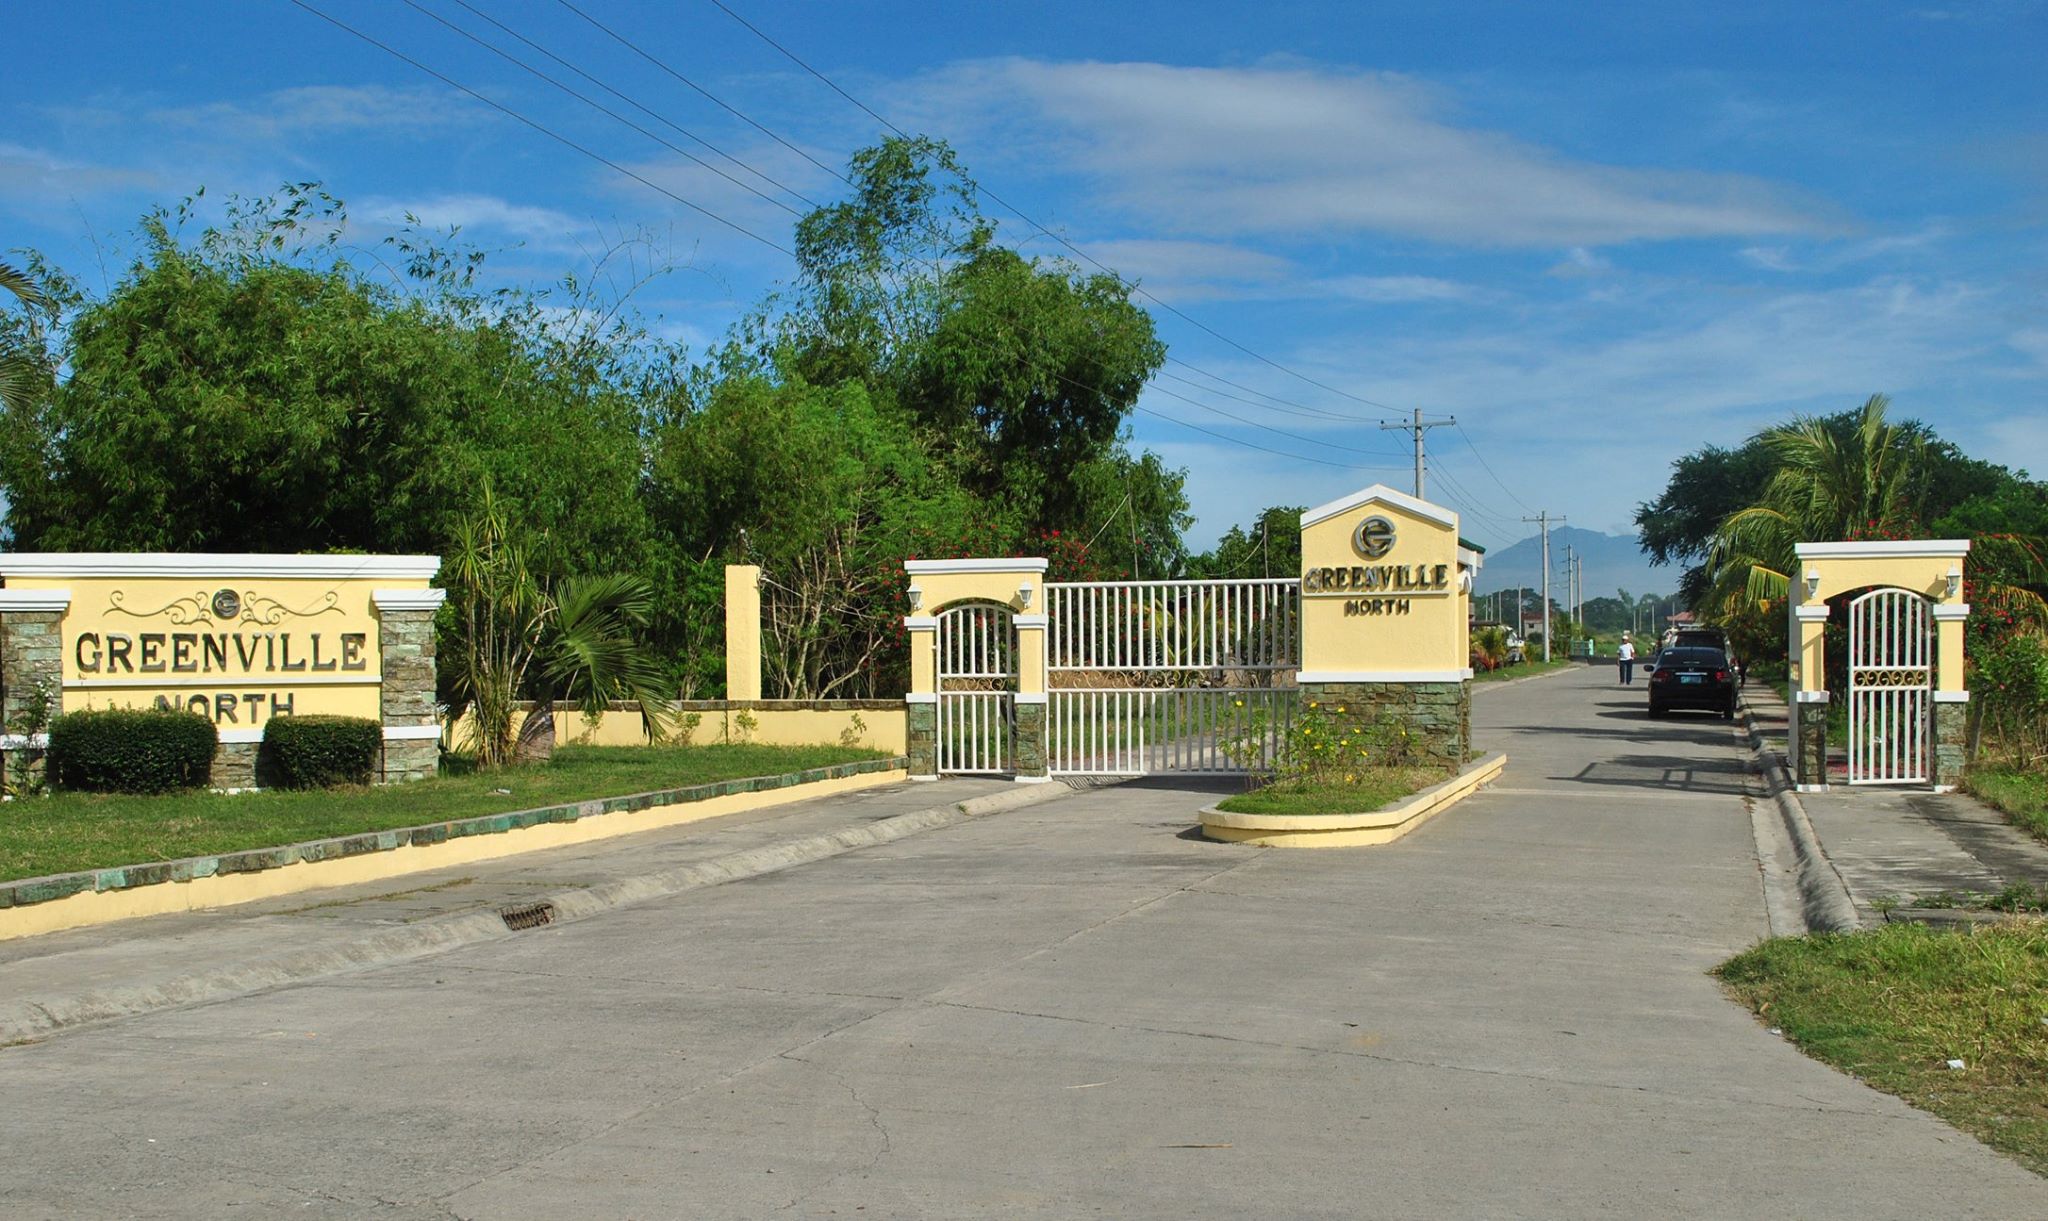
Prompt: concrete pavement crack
<box><xmin>770</xmin><ymin>1051</ymin><xmax>892</xmax><ymax>1214</ymax></box>
<box><xmin>919</xmin><ymin>997</ymin><xmax>1907</xmax><ymax>1122</ymax></box>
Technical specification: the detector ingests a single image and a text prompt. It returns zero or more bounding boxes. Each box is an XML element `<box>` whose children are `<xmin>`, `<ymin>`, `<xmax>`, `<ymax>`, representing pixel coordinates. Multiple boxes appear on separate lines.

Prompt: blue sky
<box><xmin>7</xmin><ymin>1</ymin><xmax>2044</xmax><ymax>576</ymax></box>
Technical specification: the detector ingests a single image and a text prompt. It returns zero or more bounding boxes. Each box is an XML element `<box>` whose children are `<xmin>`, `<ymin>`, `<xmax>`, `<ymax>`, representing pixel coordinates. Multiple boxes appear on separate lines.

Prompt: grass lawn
<box><xmin>1965</xmin><ymin>766</ymin><xmax>2048</xmax><ymax>843</ymax></box>
<box><xmin>1717</xmin><ymin>922</ymin><xmax>2048</xmax><ymax>1176</ymax></box>
<box><xmin>0</xmin><ymin>743</ymin><xmax>887</xmax><ymax>883</ymax></box>
<box><xmin>1214</xmin><ymin>766</ymin><xmax>1448</xmax><ymax>816</ymax></box>
<box><xmin>1472</xmin><ymin>658</ymin><xmax>1575</xmax><ymax>684</ymax></box>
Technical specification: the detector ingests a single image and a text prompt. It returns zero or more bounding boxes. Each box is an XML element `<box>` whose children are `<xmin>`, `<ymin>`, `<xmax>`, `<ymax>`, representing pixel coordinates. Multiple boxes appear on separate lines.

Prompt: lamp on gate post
<box><xmin>1804</xmin><ymin>569</ymin><xmax>1822</xmax><ymax>600</ymax></box>
<box><xmin>1016</xmin><ymin>581</ymin><xmax>1034</xmax><ymax>609</ymax></box>
<box><xmin>907</xmin><ymin>583</ymin><xmax>924</xmax><ymax>612</ymax></box>
<box><xmin>1946</xmin><ymin>564</ymin><xmax>1962</xmax><ymax>599</ymax></box>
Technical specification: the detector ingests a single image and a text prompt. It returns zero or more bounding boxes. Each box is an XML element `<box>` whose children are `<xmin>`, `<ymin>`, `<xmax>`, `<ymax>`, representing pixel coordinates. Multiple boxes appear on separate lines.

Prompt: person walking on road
<box><xmin>1617</xmin><ymin>633</ymin><xmax>1637</xmax><ymax>685</ymax></box>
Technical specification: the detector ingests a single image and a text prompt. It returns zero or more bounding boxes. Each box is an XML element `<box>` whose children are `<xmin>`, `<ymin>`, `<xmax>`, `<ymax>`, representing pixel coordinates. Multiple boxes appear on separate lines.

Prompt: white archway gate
<box><xmin>1847</xmin><ymin>587</ymin><xmax>1931</xmax><ymax>785</ymax></box>
<box><xmin>935</xmin><ymin>603</ymin><xmax>1016</xmax><ymax>774</ymax></box>
<box><xmin>1043</xmin><ymin>578</ymin><xmax>1299</xmax><ymax>775</ymax></box>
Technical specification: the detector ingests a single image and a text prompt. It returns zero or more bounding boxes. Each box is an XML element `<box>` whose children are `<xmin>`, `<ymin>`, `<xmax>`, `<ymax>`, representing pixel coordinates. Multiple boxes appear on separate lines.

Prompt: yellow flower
<box><xmin>1308</xmin><ymin>700</ymin><xmax>1320</xmax><ymax>709</ymax></box>
<box><xmin>1233</xmin><ymin>698</ymin><xmax>1244</xmax><ymax>708</ymax></box>
<box><xmin>1345</xmin><ymin>773</ymin><xmax>1357</xmax><ymax>784</ymax></box>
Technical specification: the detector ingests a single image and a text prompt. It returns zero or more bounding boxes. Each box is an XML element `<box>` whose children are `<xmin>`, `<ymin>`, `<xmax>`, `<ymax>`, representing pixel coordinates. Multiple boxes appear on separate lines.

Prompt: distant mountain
<box><xmin>1472</xmin><ymin>527</ymin><xmax>1672</xmax><ymax>602</ymax></box>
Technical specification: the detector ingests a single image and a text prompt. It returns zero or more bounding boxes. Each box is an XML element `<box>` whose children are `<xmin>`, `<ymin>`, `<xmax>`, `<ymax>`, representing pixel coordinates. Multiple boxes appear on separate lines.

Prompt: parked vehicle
<box><xmin>1647</xmin><ymin>646</ymin><xmax>1738</xmax><ymax>720</ymax></box>
<box><xmin>1505</xmin><ymin>633</ymin><xmax>1526</xmax><ymax>664</ymax></box>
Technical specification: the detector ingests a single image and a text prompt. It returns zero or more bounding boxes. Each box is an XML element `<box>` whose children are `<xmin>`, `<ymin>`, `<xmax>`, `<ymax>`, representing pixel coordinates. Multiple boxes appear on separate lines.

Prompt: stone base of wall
<box><xmin>1297</xmin><ymin>681</ymin><xmax>1471</xmax><ymax>767</ymax></box>
<box><xmin>1791</xmin><ymin>695</ymin><xmax>1829</xmax><ymax>788</ymax></box>
<box><xmin>212</xmin><ymin>741</ymin><xmax>258</xmax><ymax>790</ymax></box>
<box><xmin>1014</xmin><ymin>701</ymin><xmax>1046</xmax><ymax>778</ymax></box>
<box><xmin>907</xmin><ymin>701</ymin><xmax>937</xmax><ymax>776</ymax></box>
<box><xmin>382</xmin><ymin>737</ymin><xmax>439</xmax><ymax>786</ymax></box>
<box><xmin>1934</xmin><ymin>699</ymin><xmax>1966</xmax><ymax>789</ymax></box>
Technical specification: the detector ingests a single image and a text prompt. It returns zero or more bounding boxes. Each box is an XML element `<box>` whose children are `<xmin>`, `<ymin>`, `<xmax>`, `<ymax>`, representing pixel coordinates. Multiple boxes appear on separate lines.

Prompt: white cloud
<box><xmin>0</xmin><ymin>142</ymin><xmax>161</xmax><ymax>202</ymax></box>
<box><xmin>899</xmin><ymin>59</ymin><xmax>1830</xmax><ymax>248</ymax></box>
<box><xmin>355</xmin><ymin>193</ymin><xmax>591</xmax><ymax>254</ymax></box>
<box><xmin>148</xmin><ymin>85</ymin><xmax>488</xmax><ymax>142</ymax></box>
<box><xmin>1317</xmin><ymin>274</ymin><xmax>1472</xmax><ymax>302</ymax></box>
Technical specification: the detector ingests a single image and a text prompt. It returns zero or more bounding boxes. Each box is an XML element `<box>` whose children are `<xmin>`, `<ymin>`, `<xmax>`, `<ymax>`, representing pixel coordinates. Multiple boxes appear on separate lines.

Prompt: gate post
<box><xmin>1932</xmin><ymin>600</ymin><xmax>1970</xmax><ymax>792</ymax></box>
<box><xmin>1014</xmin><ymin>593</ymin><xmax>1049</xmax><ymax>783</ymax></box>
<box><xmin>904</xmin><ymin>610</ymin><xmax>939</xmax><ymax>781</ymax></box>
<box><xmin>1790</xmin><ymin>601</ymin><xmax>1831</xmax><ymax>792</ymax></box>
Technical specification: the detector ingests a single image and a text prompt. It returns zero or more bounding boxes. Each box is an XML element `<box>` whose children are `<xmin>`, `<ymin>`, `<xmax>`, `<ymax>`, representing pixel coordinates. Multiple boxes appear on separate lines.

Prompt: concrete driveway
<box><xmin>2</xmin><ymin>665</ymin><xmax>2041</xmax><ymax>1217</ymax></box>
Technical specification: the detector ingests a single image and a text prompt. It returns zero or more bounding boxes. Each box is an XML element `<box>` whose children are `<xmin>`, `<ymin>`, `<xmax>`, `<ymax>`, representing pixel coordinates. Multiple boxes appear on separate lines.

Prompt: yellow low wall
<box><xmin>450</xmin><ymin>701</ymin><xmax>909</xmax><ymax>755</ymax></box>
<box><xmin>0</xmin><ymin>766</ymin><xmax>904</xmax><ymax>941</ymax></box>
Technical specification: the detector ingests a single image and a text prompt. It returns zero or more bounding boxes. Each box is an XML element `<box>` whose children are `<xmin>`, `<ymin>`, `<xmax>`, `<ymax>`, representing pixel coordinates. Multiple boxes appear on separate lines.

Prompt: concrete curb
<box><xmin>1197</xmin><ymin>752</ymin><xmax>1508</xmax><ymax>847</ymax></box>
<box><xmin>1738</xmin><ymin>694</ymin><xmax>1860</xmax><ymax>935</ymax></box>
<box><xmin>0</xmin><ymin>778</ymin><xmax>1087</xmax><ymax>1047</ymax></box>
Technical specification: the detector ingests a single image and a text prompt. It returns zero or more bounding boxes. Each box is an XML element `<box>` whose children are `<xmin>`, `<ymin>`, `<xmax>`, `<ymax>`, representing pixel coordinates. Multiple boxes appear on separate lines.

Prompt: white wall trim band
<box><xmin>0</xmin><ymin>554</ymin><xmax>443</xmax><ymax>580</ymax></box>
<box><xmin>382</xmin><ymin>724</ymin><xmax>444</xmax><ymax>740</ymax></box>
<box><xmin>372</xmin><ymin>588</ymin><xmax>448</xmax><ymax>612</ymax></box>
<box><xmin>218</xmin><ymin>728</ymin><xmax>265</xmax><ymax>744</ymax></box>
<box><xmin>0</xmin><ymin>589</ymin><xmax>72</xmax><ymax>613</ymax></box>
<box><xmin>0</xmin><ymin>733</ymin><xmax>50</xmax><ymax>749</ymax></box>
<box><xmin>1793</xmin><ymin>605</ymin><xmax>1832</xmax><ymax>622</ymax></box>
<box><xmin>903</xmin><ymin>615</ymin><xmax>938</xmax><ymax>631</ymax></box>
<box><xmin>1013</xmin><ymin>692</ymin><xmax>1048</xmax><ymax>705</ymax></box>
<box><xmin>1794</xmin><ymin>540</ymin><xmax>1970</xmax><ymax>560</ymax></box>
<box><xmin>1930</xmin><ymin>603</ymin><xmax>1971</xmax><ymax>621</ymax></box>
<box><xmin>1297</xmin><ymin>669</ymin><xmax>1470</xmax><ymax>684</ymax></box>
<box><xmin>1794</xmin><ymin>689</ymin><xmax>1831</xmax><ymax>703</ymax></box>
<box><xmin>904</xmin><ymin>692</ymin><xmax>939</xmax><ymax>704</ymax></box>
<box><xmin>1300</xmin><ymin>483</ymin><xmax>1458</xmax><ymax>531</ymax></box>
<box><xmin>903</xmin><ymin>558</ymin><xmax>1049</xmax><ymax>575</ymax></box>
<box><xmin>1933</xmin><ymin>691</ymin><xmax>1971</xmax><ymax>703</ymax></box>
<box><xmin>1012</xmin><ymin>613</ymin><xmax>1048</xmax><ymax>628</ymax></box>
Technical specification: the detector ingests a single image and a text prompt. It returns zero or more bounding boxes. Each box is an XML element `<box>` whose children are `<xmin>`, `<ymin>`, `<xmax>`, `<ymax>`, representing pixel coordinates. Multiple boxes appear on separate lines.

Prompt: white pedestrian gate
<box><xmin>1848</xmin><ymin>587</ymin><xmax>1931</xmax><ymax>785</ymax></box>
<box><xmin>1044</xmin><ymin>579</ymin><xmax>1299</xmax><ymax>775</ymax></box>
<box><xmin>936</xmin><ymin>603</ymin><xmax>1015</xmax><ymax>774</ymax></box>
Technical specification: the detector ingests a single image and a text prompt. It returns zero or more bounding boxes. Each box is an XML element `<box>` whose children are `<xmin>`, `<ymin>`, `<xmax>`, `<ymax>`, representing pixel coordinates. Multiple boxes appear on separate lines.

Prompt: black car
<box><xmin>1647</xmin><ymin>646</ymin><xmax>1737</xmax><ymax>719</ymax></box>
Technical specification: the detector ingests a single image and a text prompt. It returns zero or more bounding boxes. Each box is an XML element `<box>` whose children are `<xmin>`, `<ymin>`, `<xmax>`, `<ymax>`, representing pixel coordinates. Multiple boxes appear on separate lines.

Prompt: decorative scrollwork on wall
<box><xmin>106</xmin><ymin>588</ymin><xmax>346</xmax><ymax>626</ymax></box>
<box><xmin>107</xmin><ymin>590</ymin><xmax>213</xmax><ymax>624</ymax></box>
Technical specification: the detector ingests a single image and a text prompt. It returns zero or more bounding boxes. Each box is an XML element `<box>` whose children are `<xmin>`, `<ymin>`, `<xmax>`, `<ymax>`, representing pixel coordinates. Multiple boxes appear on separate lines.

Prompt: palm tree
<box><xmin>0</xmin><ymin>260</ymin><xmax>51</xmax><ymax>414</ymax></box>
<box><xmin>441</xmin><ymin>486</ymin><xmax>676</xmax><ymax>767</ymax></box>
<box><xmin>1705</xmin><ymin>394</ymin><xmax>1927</xmax><ymax>609</ymax></box>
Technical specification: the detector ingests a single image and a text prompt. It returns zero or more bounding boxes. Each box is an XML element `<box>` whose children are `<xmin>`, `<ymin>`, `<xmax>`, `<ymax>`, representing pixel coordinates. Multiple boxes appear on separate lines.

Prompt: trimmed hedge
<box><xmin>260</xmin><ymin>715</ymin><xmax>383</xmax><ymax>789</ymax></box>
<box><xmin>47</xmin><ymin>708</ymin><xmax>218</xmax><ymax>794</ymax></box>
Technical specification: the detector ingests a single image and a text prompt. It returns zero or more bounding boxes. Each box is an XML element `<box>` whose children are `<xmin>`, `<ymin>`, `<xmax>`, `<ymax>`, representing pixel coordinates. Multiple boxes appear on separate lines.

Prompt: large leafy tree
<box><xmin>0</xmin><ymin>259</ymin><xmax>52</xmax><ymax>416</ymax></box>
<box><xmin>0</xmin><ymin>190</ymin><xmax>654</xmax><ymax>576</ymax></box>
<box><xmin>1185</xmin><ymin>504</ymin><xmax>1305</xmax><ymax>580</ymax></box>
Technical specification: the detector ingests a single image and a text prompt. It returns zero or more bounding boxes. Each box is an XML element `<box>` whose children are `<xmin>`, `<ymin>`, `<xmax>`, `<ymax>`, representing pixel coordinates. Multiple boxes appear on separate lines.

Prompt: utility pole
<box><xmin>1523</xmin><ymin>512</ymin><xmax>1564</xmax><ymax>662</ymax></box>
<box><xmin>1379</xmin><ymin>407</ymin><xmax>1456</xmax><ymax>500</ymax></box>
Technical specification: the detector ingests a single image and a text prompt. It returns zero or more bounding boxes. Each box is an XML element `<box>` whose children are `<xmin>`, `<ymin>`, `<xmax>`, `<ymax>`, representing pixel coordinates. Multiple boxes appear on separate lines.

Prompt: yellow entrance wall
<box><xmin>1</xmin><ymin>555</ymin><xmax>440</xmax><ymax>731</ymax></box>
<box><xmin>1297</xmin><ymin>485</ymin><xmax>1466</xmax><ymax>677</ymax></box>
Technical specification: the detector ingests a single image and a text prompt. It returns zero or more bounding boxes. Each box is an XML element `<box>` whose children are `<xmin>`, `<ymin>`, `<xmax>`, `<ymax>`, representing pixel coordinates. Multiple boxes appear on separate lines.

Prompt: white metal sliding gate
<box><xmin>1044</xmin><ymin>579</ymin><xmax>1299</xmax><ymax>775</ymax></box>
<box><xmin>936</xmin><ymin>603</ymin><xmax>1016</xmax><ymax>774</ymax></box>
<box><xmin>1848</xmin><ymin>587</ymin><xmax>1931</xmax><ymax>785</ymax></box>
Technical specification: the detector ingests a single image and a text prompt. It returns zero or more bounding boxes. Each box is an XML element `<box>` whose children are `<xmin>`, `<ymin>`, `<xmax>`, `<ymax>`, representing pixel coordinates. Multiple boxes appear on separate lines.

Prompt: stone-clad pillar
<box><xmin>1789</xmin><ymin>602</ymin><xmax>1832</xmax><ymax>791</ymax></box>
<box><xmin>0</xmin><ymin>591</ymin><xmax>71</xmax><ymax>787</ymax></box>
<box><xmin>904</xmin><ymin>614</ymin><xmax>938</xmax><ymax>780</ymax></box>
<box><xmin>373</xmin><ymin>589</ymin><xmax>447</xmax><ymax>784</ymax></box>
<box><xmin>1013</xmin><ymin>611</ymin><xmax>1049</xmax><ymax>782</ymax></box>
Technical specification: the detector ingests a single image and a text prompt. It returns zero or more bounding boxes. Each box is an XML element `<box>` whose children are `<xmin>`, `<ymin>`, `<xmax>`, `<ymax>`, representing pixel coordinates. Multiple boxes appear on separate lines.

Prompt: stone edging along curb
<box><xmin>1198</xmin><ymin>751</ymin><xmax>1508</xmax><ymax>848</ymax></box>
<box><xmin>0</xmin><ymin>757</ymin><xmax>910</xmax><ymax>913</ymax></box>
<box><xmin>1737</xmin><ymin>694</ymin><xmax>1860</xmax><ymax>934</ymax></box>
<box><xmin>0</xmin><ymin>777</ymin><xmax>1084</xmax><ymax>1047</ymax></box>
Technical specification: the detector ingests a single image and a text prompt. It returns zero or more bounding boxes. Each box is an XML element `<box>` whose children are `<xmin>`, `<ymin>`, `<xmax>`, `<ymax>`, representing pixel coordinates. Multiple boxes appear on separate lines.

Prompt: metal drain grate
<box><xmin>499</xmin><ymin>901</ymin><xmax>556</xmax><ymax>931</ymax></box>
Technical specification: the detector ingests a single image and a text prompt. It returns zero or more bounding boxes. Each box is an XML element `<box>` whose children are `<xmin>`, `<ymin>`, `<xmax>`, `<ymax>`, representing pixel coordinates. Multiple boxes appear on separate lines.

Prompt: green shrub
<box><xmin>47</xmin><ymin>708</ymin><xmax>217</xmax><ymax>794</ymax></box>
<box><xmin>260</xmin><ymin>715</ymin><xmax>383</xmax><ymax>789</ymax></box>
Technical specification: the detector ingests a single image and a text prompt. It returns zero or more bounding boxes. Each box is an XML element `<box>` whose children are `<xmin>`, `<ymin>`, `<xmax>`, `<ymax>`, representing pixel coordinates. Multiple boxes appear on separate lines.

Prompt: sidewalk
<box><xmin>0</xmin><ymin>775</ymin><xmax>1066</xmax><ymax>1044</ymax></box>
<box><xmin>1741</xmin><ymin>682</ymin><xmax>2048</xmax><ymax>922</ymax></box>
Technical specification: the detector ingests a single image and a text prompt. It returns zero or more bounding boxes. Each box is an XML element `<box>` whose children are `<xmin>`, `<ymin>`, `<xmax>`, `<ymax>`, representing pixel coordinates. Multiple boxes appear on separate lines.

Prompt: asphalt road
<box><xmin>2</xmin><ymin>666</ymin><xmax>2042</xmax><ymax>1217</ymax></box>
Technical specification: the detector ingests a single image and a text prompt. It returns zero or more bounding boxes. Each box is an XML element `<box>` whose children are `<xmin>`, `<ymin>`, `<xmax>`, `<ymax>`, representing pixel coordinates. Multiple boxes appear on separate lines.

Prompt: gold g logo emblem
<box><xmin>211</xmin><ymin>588</ymin><xmax>242</xmax><ymax>620</ymax></box>
<box><xmin>1352</xmin><ymin>516</ymin><xmax>1396</xmax><ymax>559</ymax></box>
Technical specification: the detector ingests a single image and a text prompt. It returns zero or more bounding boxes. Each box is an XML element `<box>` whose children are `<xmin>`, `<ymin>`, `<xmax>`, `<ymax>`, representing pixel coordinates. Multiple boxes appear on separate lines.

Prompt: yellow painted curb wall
<box><xmin>1199</xmin><ymin>752</ymin><xmax>1507</xmax><ymax>848</ymax></box>
<box><xmin>0</xmin><ymin>767</ymin><xmax>905</xmax><ymax>942</ymax></box>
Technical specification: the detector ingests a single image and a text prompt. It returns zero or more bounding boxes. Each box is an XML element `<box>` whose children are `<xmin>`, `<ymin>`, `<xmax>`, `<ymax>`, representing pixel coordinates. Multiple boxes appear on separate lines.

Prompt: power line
<box><xmin>440</xmin><ymin>0</ymin><xmax>819</xmax><ymax>211</ymax></box>
<box><xmin>1378</xmin><ymin>407</ymin><xmax>1456</xmax><ymax>499</ymax></box>
<box><xmin>556</xmin><ymin>0</ymin><xmax>852</xmax><ymax>188</ymax></box>
<box><xmin>400</xmin><ymin>0</ymin><xmax>804</xmax><ymax>219</ymax></box>
<box><xmin>701</xmin><ymin>0</ymin><xmax>1404</xmax><ymax>414</ymax></box>
<box><xmin>1454</xmin><ymin>420</ymin><xmax>1534</xmax><ymax>515</ymax></box>
<box><xmin>285</xmin><ymin>0</ymin><xmax>793</xmax><ymax>256</ymax></box>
